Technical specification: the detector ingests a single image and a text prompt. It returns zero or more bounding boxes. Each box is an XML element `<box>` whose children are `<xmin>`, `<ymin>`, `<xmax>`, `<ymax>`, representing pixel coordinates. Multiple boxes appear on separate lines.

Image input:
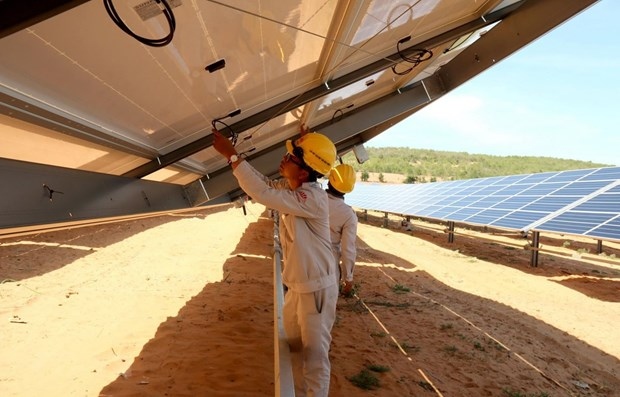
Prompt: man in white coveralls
<box><xmin>212</xmin><ymin>128</ymin><xmax>338</xmax><ymax>397</ymax></box>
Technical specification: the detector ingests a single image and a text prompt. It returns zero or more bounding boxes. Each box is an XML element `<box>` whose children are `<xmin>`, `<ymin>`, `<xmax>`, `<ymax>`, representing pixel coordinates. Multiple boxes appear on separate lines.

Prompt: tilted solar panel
<box><xmin>533</xmin><ymin>181</ymin><xmax>620</xmax><ymax>241</ymax></box>
<box><xmin>345</xmin><ymin>167</ymin><xmax>620</xmax><ymax>242</ymax></box>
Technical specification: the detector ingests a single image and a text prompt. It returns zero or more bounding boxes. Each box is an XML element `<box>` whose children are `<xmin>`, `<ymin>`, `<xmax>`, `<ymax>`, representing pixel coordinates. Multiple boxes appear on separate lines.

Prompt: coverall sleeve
<box><xmin>233</xmin><ymin>161</ymin><xmax>321</xmax><ymax>218</ymax></box>
<box><xmin>339</xmin><ymin>210</ymin><xmax>358</xmax><ymax>280</ymax></box>
<box><xmin>245</xmin><ymin>163</ymin><xmax>290</xmax><ymax>190</ymax></box>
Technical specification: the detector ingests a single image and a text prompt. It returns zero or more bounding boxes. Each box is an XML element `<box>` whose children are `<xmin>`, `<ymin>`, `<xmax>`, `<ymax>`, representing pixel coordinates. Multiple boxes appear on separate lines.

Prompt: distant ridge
<box><xmin>342</xmin><ymin>147</ymin><xmax>611</xmax><ymax>183</ymax></box>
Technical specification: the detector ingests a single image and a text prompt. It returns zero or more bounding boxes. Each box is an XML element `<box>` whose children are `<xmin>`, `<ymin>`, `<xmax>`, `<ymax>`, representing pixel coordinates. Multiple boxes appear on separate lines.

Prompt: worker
<box><xmin>326</xmin><ymin>163</ymin><xmax>358</xmax><ymax>296</ymax></box>
<box><xmin>212</xmin><ymin>129</ymin><xmax>338</xmax><ymax>397</ymax></box>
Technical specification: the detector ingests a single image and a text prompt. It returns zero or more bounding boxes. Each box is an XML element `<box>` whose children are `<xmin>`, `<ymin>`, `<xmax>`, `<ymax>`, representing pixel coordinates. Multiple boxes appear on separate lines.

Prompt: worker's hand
<box><xmin>212</xmin><ymin>129</ymin><xmax>236</xmax><ymax>159</ymax></box>
<box><xmin>299</xmin><ymin>124</ymin><xmax>310</xmax><ymax>136</ymax></box>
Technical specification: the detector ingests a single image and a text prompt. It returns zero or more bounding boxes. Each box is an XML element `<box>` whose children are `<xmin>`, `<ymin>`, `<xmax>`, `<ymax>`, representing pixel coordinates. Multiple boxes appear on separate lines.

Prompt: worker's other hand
<box><xmin>300</xmin><ymin>124</ymin><xmax>310</xmax><ymax>136</ymax></box>
<box><xmin>212</xmin><ymin>129</ymin><xmax>236</xmax><ymax>159</ymax></box>
<box><xmin>341</xmin><ymin>281</ymin><xmax>354</xmax><ymax>297</ymax></box>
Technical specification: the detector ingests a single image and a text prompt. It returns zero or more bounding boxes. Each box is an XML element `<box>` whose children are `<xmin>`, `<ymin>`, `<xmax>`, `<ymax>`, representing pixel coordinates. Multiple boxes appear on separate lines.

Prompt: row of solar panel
<box><xmin>344</xmin><ymin>167</ymin><xmax>620</xmax><ymax>242</ymax></box>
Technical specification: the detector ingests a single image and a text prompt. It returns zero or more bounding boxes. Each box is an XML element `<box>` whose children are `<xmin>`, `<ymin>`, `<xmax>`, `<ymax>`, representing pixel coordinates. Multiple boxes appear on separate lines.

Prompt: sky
<box><xmin>366</xmin><ymin>0</ymin><xmax>619</xmax><ymax>166</ymax></box>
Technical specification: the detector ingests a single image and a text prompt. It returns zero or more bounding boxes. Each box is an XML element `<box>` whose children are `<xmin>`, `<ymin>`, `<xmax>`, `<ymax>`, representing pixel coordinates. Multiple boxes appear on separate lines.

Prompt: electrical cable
<box><xmin>331</xmin><ymin>103</ymin><xmax>354</xmax><ymax>124</ymax></box>
<box><xmin>331</xmin><ymin>109</ymin><xmax>343</xmax><ymax>124</ymax></box>
<box><xmin>396</xmin><ymin>37</ymin><xmax>433</xmax><ymax>64</ymax></box>
<box><xmin>103</xmin><ymin>0</ymin><xmax>176</xmax><ymax>47</ymax></box>
<box><xmin>391</xmin><ymin>36</ymin><xmax>433</xmax><ymax>76</ymax></box>
<box><xmin>211</xmin><ymin>118</ymin><xmax>238</xmax><ymax>147</ymax></box>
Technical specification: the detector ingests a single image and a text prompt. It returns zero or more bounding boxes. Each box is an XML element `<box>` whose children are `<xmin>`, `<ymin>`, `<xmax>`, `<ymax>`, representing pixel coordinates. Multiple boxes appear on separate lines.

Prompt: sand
<box><xmin>1</xmin><ymin>202</ymin><xmax>619</xmax><ymax>397</ymax></box>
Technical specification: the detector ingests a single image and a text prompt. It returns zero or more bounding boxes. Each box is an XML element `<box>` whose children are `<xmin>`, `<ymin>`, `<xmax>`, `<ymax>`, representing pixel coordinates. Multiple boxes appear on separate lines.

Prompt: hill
<box><xmin>341</xmin><ymin>147</ymin><xmax>611</xmax><ymax>183</ymax></box>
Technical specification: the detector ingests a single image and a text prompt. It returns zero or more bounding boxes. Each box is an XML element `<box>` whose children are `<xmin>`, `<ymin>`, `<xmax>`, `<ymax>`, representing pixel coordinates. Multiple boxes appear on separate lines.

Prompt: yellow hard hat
<box><xmin>329</xmin><ymin>163</ymin><xmax>356</xmax><ymax>193</ymax></box>
<box><xmin>285</xmin><ymin>132</ymin><xmax>336</xmax><ymax>176</ymax></box>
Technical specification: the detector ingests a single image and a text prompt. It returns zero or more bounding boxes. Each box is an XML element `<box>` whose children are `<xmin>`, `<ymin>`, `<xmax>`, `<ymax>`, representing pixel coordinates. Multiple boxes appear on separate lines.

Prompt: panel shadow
<box><xmin>328</xmin><ymin>235</ymin><xmax>620</xmax><ymax>396</ymax></box>
<box><xmin>0</xmin><ymin>207</ymin><xmax>223</xmax><ymax>282</ymax></box>
<box><xmin>99</xmin><ymin>211</ymin><xmax>276</xmax><ymax>397</ymax></box>
<box><xmin>357</xmin><ymin>211</ymin><xmax>620</xmax><ymax>302</ymax></box>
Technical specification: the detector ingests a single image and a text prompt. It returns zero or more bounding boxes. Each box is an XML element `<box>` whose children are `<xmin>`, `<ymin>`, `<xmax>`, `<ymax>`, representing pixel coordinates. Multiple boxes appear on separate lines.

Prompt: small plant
<box><xmin>577</xmin><ymin>248</ymin><xmax>591</xmax><ymax>254</ymax></box>
<box><xmin>440</xmin><ymin>323</ymin><xmax>453</xmax><ymax>331</ymax></box>
<box><xmin>348</xmin><ymin>369</ymin><xmax>380</xmax><ymax>390</ymax></box>
<box><xmin>401</xmin><ymin>342</ymin><xmax>413</xmax><ymax>351</ymax></box>
<box><xmin>392</xmin><ymin>284</ymin><xmax>410</xmax><ymax>294</ymax></box>
<box><xmin>443</xmin><ymin>345</ymin><xmax>458</xmax><ymax>355</ymax></box>
<box><xmin>418</xmin><ymin>380</ymin><xmax>434</xmax><ymax>391</ymax></box>
<box><xmin>473</xmin><ymin>341</ymin><xmax>485</xmax><ymax>351</ymax></box>
<box><xmin>370</xmin><ymin>331</ymin><xmax>387</xmax><ymax>338</ymax></box>
<box><xmin>361</xmin><ymin>170</ymin><xmax>369</xmax><ymax>182</ymax></box>
<box><xmin>366</xmin><ymin>364</ymin><xmax>390</xmax><ymax>373</ymax></box>
<box><xmin>404</xmin><ymin>175</ymin><xmax>417</xmax><ymax>184</ymax></box>
<box><xmin>562</xmin><ymin>241</ymin><xmax>571</xmax><ymax>248</ymax></box>
<box><xmin>395</xmin><ymin>342</ymin><xmax>420</xmax><ymax>353</ymax></box>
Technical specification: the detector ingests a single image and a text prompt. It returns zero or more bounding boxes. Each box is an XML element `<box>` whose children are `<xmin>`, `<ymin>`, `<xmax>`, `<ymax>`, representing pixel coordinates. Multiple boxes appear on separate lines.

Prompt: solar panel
<box><xmin>533</xmin><ymin>181</ymin><xmax>620</xmax><ymax>240</ymax></box>
<box><xmin>346</xmin><ymin>167</ymin><xmax>620</xmax><ymax>242</ymax></box>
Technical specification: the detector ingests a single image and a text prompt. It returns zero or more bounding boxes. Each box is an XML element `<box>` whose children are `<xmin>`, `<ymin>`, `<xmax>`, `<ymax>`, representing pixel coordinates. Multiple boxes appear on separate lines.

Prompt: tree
<box><xmin>341</xmin><ymin>147</ymin><xmax>607</xmax><ymax>183</ymax></box>
<box><xmin>378</xmin><ymin>173</ymin><xmax>384</xmax><ymax>183</ymax></box>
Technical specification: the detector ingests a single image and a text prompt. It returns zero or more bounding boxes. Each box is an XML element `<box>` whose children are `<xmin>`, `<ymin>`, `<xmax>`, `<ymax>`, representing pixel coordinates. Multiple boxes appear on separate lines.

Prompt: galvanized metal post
<box><xmin>530</xmin><ymin>231</ymin><xmax>540</xmax><ymax>267</ymax></box>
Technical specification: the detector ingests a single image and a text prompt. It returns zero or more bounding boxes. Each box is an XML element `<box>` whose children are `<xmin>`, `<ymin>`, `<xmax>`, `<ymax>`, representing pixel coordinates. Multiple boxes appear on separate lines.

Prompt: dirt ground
<box><xmin>1</xmin><ymin>201</ymin><xmax>619</xmax><ymax>397</ymax></box>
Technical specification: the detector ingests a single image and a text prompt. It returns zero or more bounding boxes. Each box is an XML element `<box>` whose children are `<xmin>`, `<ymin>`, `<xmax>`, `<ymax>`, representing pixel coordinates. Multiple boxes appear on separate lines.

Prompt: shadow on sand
<box><xmin>359</xmin><ymin>211</ymin><xmax>620</xmax><ymax>302</ymax></box>
<box><xmin>95</xmin><ymin>210</ymin><xmax>620</xmax><ymax>396</ymax></box>
<box><xmin>99</xmin><ymin>211</ymin><xmax>276</xmax><ymax>397</ymax></box>
<box><xmin>0</xmin><ymin>207</ymin><xmax>223</xmax><ymax>281</ymax></box>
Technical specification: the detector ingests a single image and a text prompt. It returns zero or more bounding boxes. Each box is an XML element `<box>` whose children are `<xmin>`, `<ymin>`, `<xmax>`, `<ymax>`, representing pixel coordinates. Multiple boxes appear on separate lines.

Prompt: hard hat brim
<box><xmin>285</xmin><ymin>139</ymin><xmax>294</xmax><ymax>156</ymax></box>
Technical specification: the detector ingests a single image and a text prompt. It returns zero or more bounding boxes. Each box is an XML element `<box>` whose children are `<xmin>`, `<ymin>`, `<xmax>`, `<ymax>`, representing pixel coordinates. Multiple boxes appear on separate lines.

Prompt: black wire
<box><xmin>212</xmin><ymin>119</ymin><xmax>238</xmax><ymax>147</ymax></box>
<box><xmin>391</xmin><ymin>64</ymin><xmax>414</xmax><ymax>76</ymax></box>
<box><xmin>331</xmin><ymin>109</ymin><xmax>344</xmax><ymax>124</ymax></box>
<box><xmin>103</xmin><ymin>0</ymin><xmax>176</xmax><ymax>47</ymax></box>
<box><xmin>391</xmin><ymin>39</ymin><xmax>433</xmax><ymax>76</ymax></box>
<box><xmin>397</xmin><ymin>42</ymin><xmax>433</xmax><ymax>64</ymax></box>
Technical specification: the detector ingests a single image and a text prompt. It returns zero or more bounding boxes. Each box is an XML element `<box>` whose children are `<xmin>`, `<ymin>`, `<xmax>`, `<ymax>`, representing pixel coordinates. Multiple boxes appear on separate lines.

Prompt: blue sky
<box><xmin>367</xmin><ymin>0</ymin><xmax>619</xmax><ymax>166</ymax></box>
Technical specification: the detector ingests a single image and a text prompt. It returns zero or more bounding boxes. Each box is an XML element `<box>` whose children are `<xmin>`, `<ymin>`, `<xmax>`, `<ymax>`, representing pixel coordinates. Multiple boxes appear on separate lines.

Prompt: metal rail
<box><xmin>271</xmin><ymin>210</ymin><xmax>295</xmax><ymax>396</ymax></box>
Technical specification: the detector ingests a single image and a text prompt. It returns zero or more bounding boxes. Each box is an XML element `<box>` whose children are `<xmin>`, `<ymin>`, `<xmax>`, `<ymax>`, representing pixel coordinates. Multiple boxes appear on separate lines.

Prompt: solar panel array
<box><xmin>345</xmin><ymin>167</ymin><xmax>620</xmax><ymax>242</ymax></box>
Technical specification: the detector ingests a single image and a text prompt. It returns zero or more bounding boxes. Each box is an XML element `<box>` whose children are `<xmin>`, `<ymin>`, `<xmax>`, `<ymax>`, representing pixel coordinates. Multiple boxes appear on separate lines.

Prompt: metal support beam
<box><xmin>447</xmin><ymin>221</ymin><xmax>455</xmax><ymax>243</ymax></box>
<box><xmin>271</xmin><ymin>212</ymin><xmax>295</xmax><ymax>396</ymax></box>
<box><xmin>184</xmin><ymin>78</ymin><xmax>442</xmax><ymax>205</ymax></box>
<box><xmin>317</xmin><ymin>76</ymin><xmax>444</xmax><ymax>141</ymax></box>
<box><xmin>0</xmin><ymin>0</ymin><xmax>90</xmax><ymax>39</ymax></box>
<box><xmin>439</xmin><ymin>0</ymin><xmax>599</xmax><ymax>91</ymax></box>
<box><xmin>0</xmin><ymin>157</ymin><xmax>189</xmax><ymax>232</ymax></box>
<box><xmin>530</xmin><ymin>231</ymin><xmax>540</xmax><ymax>267</ymax></box>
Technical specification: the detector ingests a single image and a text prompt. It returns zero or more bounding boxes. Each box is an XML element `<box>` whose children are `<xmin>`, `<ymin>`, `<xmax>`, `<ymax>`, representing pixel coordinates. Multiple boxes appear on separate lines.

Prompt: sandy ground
<box><xmin>1</xmin><ymin>201</ymin><xmax>619</xmax><ymax>397</ymax></box>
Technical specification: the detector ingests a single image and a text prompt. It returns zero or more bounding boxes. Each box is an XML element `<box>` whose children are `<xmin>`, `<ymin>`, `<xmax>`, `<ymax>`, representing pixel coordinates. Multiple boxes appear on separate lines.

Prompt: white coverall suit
<box><xmin>233</xmin><ymin>161</ymin><xmax>338</xmax><ymax>397</ymax></box>
<box><xmin>327</xmin><ymin>193</ymin><xmax>358</xmax><ymax>284</ymax></box>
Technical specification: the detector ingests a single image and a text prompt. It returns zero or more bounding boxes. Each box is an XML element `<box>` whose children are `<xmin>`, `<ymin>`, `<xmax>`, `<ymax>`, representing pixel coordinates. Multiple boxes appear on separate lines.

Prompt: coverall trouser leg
<box><xmin>283</xmin><ymin>284</ymin><xmax>338</xmax><ymax>397</ymax></box>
